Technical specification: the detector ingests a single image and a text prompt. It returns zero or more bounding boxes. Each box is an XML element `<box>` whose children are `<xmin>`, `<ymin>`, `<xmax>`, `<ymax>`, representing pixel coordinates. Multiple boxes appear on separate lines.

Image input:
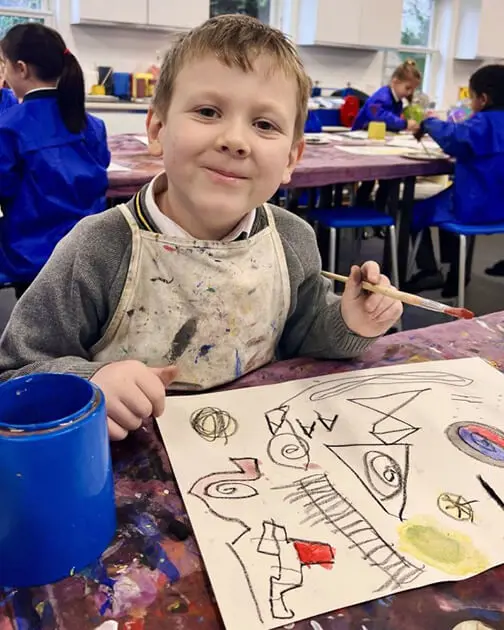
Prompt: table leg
<box><xmin>382</xmin><ymin>179</ymin><xmax>400</xmax><ymax>279</ymax></box>
<box><xmin>397</xmin><ymin>176</ymin><xmax>416</xmax><ymax>288</ymax></box>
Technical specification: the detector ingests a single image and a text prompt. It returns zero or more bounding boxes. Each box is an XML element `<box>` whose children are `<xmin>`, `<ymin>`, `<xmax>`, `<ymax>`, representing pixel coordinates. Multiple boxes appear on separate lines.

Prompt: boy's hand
<box><xmin>91</xmin><ymin>361</ymin><xmax>177</xmax><ymax>440</ymax></box>
<box><xmin>340</xmin><ymin>262</ymin><xmax>402</xmax><ymax>338</ymax></box>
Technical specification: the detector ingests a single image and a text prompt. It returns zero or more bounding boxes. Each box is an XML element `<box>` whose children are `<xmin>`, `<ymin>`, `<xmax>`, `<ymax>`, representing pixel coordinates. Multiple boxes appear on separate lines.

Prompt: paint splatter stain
<box><xmin>150</xmin><ymin>277</ymin><xmax>174</xmax><ymax>285</ymax></box>
<box><xmin>207</xmin><ymin>287</ymin><xmax>216</xmax><ymax>293</ymax></box>
<box><xmin>397</xmin><ymin>516</ymin><xmax>488</xmax><ymax>576</ymax></box>
<box><xmin>164</xmin><ymin>245</ymin><xmax>176</xmax><ymax>252</ymax></box>
<box><xmin>235</xmin><ymin>349</ymin><xmax>242</xmax><ymax>378</ymax></box>
<box><xmin>196</xmin><ymin>344</ymin><xmax>214</xmax><ymax>362</ymax></box>
<box><xmin>167</xmin><ymin>600</ymin><xmax>189</xmax><ymax>613</ymax></box>
<box><xmin>167</xmin><ymin>318</ymin><xmax>198</xmax><ymax>361</ymax></box>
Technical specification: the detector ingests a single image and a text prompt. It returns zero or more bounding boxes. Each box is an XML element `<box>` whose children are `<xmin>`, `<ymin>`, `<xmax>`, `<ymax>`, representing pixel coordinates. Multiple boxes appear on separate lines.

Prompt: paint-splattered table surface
<box><xmin>106</xmin><ymin>134</ymin><xmax>453</xmax><ymax>197</ymax></box>
<box><xmin>3</xmin><ymin>313</ymin><xmax>504</xmax><ymax>630</ymax></box>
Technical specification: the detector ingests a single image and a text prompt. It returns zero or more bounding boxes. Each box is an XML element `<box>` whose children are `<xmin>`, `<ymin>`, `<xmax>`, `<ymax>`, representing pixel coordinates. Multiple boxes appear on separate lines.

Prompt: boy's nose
<box><xmin>217</xmin><ymin>125</ymin><xmax>251</xmax><ymax>158</ymax></box>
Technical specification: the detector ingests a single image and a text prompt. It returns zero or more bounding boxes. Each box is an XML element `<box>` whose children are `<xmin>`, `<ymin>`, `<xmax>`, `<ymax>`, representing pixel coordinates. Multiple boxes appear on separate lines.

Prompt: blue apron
<box><xmin>0</xmin><ymin>88</ymin><xmax>110</xmax><ymax>282</ymax></box>
<box><xmin>413</xmin><ymin>109</ymin><xmax>504</xmax><ymax>231</ymax></box>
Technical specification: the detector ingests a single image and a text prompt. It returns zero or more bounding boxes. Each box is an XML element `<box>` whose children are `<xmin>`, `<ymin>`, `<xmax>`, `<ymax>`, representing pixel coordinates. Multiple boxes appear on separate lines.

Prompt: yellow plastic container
<box><xmin>132</xmin><ymin>73</ymin><xmax>154</xmax><ymax>99</ymax></box>
<box><xmin>90</xmin><ymin>84</ymin><xmax>106</xmax><ymax>96</ymax></box>
<box><xmin>368</xmin><ymin>121</ymin><xmax>386</xmax><ymax>141</ymax></box>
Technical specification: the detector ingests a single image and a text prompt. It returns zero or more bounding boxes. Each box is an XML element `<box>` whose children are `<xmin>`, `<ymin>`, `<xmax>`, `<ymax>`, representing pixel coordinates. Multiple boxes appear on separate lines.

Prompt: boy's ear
<box><xmin>146</xmin><ymin>108</ymin><xmax>164</xmax><ymax>157</ymax></box>
<box><xmin>281</xmin><ymin>139</ymin><xmax>305</xmax><ymax>185</ymax></box>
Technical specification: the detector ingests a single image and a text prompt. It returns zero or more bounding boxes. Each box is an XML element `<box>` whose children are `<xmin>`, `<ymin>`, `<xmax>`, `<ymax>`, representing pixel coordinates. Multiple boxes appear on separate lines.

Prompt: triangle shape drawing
<box><xmin>373</xmin><ymin>425</ymin><xmax>420</xmax><ymax>445</ymax></box>
<box><xmin>326</xmin><ymin>443</ymin><xmax>410</xmax><ymax>520</ymax></box>
<box><xmin>265</xmin><ymin>405</ymin><xmax>288</xmax><ymax>435</ymax></box>
<box><xmin>349</xmin><ymin>389</ymin><xmax>426</xmax><ymax>445</ymax></box>
<box><xmin>316</xmin><ymin>411</ymin><xmax>339</xmax><ymax>432</ymax></box>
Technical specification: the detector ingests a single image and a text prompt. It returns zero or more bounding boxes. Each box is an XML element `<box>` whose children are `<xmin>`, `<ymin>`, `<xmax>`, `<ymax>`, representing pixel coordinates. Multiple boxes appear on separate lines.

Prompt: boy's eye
<box><xmin>197</xmin><ymin>107</ymin><xmax>219</xmax><ymax>118</ymax></box>
<box><xmin>255</xmin><ymin>120</ymin><xmax>277</xmax><ymax>132</ymax></box>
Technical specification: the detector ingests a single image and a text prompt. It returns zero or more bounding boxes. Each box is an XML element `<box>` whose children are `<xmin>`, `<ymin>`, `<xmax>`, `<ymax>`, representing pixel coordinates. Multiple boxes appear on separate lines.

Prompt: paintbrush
<box><xmin>321</xmin><ymin>271</ymin><xmax>474</xmax><ymax>320</ymax></box>
<box><xmin>420</xmin><ymin>138</ymin><xmax>433</xmax><ymax>157</ymax></box>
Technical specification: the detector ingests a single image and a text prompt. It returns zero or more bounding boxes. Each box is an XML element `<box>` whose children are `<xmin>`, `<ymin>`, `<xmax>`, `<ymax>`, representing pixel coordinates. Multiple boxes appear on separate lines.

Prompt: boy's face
<box><xmin>147</xmin><ymin>54</ymin><xmax>304</xmax><ymax>240</ymax></box>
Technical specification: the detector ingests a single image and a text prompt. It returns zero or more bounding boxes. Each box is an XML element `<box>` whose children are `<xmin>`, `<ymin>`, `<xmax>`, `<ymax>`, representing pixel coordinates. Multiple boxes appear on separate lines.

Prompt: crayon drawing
<box><xmin>158</xmin><ymin>357</ymin><xmax>504</xmax><ymax>630</ymax></box>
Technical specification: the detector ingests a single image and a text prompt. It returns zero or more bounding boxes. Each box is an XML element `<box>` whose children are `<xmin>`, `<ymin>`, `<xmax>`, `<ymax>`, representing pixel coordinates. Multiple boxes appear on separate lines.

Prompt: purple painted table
<box><xmin>3</xmin><ymin>313</ymin><xmax>504</xmax><ymax>630</ymax></box>
<box><xmin>107</xmin><ymin>134</ymin><xmax>453</xmax><ymax>197</ymax></box>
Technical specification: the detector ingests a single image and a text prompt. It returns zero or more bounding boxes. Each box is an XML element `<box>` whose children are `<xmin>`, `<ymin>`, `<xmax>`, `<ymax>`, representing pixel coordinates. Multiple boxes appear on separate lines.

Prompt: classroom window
<box><xmin>210</xmin><ymin>0</ymin><xmax>271</xmax><ymax>23</ymax></box>
<box><xmin>382</xmin><ymin>0</ymin><xmax>434</xmax><ymax>94</ymax></box>
<box><xmin>401</xmin><ymin>0</ymin><xmax>433</xmax><ymax>48</ymax></box>
<box><xmin>0</xmin><ymin>0</ymin><xmax>50</xmax><ymax>39</ymax></box>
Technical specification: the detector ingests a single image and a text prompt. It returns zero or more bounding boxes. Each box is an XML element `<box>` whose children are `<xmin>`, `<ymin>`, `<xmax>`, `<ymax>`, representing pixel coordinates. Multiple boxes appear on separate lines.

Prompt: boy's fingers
<box><xmin>360</xmin><ymin>261</ymin><xmax>381</xmax><ymax>285</ymax></box>
<box><xmin>150</xmin><ymin>365</ymin><xmax>178</xmax><ymax>386</ymax></box>
<box><xmin>343</xmin><ymin>265</ymin><xmax>362</xmax><ymax>300</ymax></box>
<box><xmin>108</xmin><ymin>417</ymin><xmax>129</xmax><ymax>441</ymax></box>
<box><xmin>148</xmin><ymin>366</ymin><xmax>178</xmax><ymax>416</ymax></box>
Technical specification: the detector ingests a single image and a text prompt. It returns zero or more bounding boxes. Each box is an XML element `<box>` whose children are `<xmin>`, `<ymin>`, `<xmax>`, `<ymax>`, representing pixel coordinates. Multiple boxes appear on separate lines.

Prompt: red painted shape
<box><xmin>293</xmin><ymin>540</ymin><xmax>335</xmax><ymax>569</ymax></box>
<box><xmin>465</xmin><ymin>424</ymin><xmax>504</xmax><ymax>448</ymax></box>
<box><xmin>164</xmin><ymin>244</ymin><xmax>176</xmax><ymax>252</ymax></box>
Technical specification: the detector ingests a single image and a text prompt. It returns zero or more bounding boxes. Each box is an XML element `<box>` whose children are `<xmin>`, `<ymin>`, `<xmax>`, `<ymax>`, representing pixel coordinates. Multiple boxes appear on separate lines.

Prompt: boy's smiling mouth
<box><xmin>203</xmin><ymin>166</ymin><xmax>249</xmax><ymax>182</ymax></box>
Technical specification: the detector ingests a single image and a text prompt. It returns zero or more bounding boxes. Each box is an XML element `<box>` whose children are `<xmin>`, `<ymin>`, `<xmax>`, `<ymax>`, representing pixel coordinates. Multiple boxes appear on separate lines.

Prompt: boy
<box><xmin>0</xmin><ymin>15</ymin><xmax>402</xmax><ymax>440</ymax></box>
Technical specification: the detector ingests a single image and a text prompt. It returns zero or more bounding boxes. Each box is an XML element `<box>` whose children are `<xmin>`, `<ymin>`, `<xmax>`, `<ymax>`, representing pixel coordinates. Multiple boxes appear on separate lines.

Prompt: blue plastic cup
<box><xmin>0</xmin><ymin>373</ymin><xmax>116</xmax><ymax>587</ymax></box>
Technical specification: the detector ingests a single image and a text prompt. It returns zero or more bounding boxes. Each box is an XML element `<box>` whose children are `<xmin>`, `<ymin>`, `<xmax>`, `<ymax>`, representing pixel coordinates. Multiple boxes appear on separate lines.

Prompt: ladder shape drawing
<box><xmin>279</xmin><ymin>473</ymin><xmax>423</xmax><ymax>591</ymax></box>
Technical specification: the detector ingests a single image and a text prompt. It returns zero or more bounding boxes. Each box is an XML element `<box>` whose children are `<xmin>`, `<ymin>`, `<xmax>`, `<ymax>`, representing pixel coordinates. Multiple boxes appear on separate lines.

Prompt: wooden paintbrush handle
<box><xmin>322</xmin><ymin>271</ymin><xmax>421</xmax><ymax>307</ymax></box>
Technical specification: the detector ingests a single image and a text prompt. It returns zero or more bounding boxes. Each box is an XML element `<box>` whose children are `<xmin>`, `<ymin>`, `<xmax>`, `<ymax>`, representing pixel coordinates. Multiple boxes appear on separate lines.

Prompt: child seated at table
<box><xmin>407</xmin><ymin>64</ymin><xmax>504</xmax><ymax>297</ymax></box>
<box><xmin>0</xmin><ymin>15</ymin><xmax>402</xmax><ymax>441</ymax></box>
<box><xmin>353</xmin><ymin>60</ymin><xmax>422</xmax><ymax>216</ymax></box>
<box><xmin>0</xmin><ymin>62</ymin><xmax>17</xmax><ymax>115</ymax></box>
<box><xmin>0</xmin><ymin>23</ymin><xmax>110</xmax><ymax>298</ymax></box>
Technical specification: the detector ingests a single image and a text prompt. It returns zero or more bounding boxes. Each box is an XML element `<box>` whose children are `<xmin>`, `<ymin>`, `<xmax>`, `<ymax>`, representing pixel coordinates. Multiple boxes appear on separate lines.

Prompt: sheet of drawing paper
<box><xmin>158</xmin><ymin>357</ymin><xmax>504</xmax><ymax>630</ymax></box>
<box><xmin>336</xmin><ymin>145</ymin><xmax>417</xmax><ymax>156</ymax></box>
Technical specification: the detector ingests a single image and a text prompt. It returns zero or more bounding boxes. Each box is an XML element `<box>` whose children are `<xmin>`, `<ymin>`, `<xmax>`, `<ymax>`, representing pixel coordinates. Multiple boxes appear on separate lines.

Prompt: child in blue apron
<box><xmin>353</xmin><ymin>60</ymin><xmax>421</xmax><ymax>134</ymax></box>
<box><xmin>408</xmin><ymin>64</ymin><xmax>504</xmax><ymax>297</ymax></box>
<box><xmin>0</xmin><ymin>23</ymin><xmax>110</xmax><ymax>298</ymax></box>
<box><xmin>0</xmin><ymin>15</ymin><xmax>402</xmax><ymax>441</ymax></box>
<box><xmin>353</xmin><ymin>60</ymin><xmax>422</xmax><ymax>224</ymax></box>
<box><xmin>0</xmin><ymin>62</ymin><xmax>17</xmax><ymax>115</ymax></box>
<box><xmin>0</xmin><ymin>86</ymin><xmax>17</xmax><ymax>114</ymax></box>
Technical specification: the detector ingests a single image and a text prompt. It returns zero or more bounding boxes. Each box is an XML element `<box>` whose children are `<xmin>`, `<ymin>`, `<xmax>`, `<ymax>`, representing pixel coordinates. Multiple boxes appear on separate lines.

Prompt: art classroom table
<box><xmin>107</xmin><ymin>134</ymin><xmax>453</xmax><ymax>287</ymax></box>
<box><xmin>3</xmin><ymin>313</ymin><xmax>504</xmax><ymax>630</ymax></box>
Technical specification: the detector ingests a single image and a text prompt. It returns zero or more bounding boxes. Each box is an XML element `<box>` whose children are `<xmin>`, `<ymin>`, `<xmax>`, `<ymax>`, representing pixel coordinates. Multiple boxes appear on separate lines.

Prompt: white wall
<box><xmin>298</xmin><ymin>46</ymin><xmax>384</xmax><ymax>94</ymax></box>
<box><xmin>54</xmin><ymin>0</ymin><xmax>385</xmax><ymax>96</ymax></box>
<box><xmin>52</xmin><ymin>0</ymin><xmax>503</xmax><ymax>135</ymax></box>
<box><xmin>53</xmin><ymin>0</ymin><xmax>178</xmax><ymax>89</ymax></box>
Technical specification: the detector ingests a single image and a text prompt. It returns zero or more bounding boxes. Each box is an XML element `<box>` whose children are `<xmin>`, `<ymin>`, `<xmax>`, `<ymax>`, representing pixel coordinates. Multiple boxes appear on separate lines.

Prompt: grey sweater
<box><xmin>0</xmin><ymin>187</ymin><xmax>376</xmax><ymax>382</ymax></box>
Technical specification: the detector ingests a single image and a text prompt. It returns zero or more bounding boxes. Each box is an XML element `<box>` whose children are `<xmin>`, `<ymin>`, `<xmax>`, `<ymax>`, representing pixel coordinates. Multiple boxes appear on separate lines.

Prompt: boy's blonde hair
<box><xmin>152</xmin><ymin>14</ymin><xmax>311</xmax><ymax>141</ymax></box>
<box><xmin>392</xmin><ymin>59</ymin><xmax>422</xmax><ymax>83</ymax></box>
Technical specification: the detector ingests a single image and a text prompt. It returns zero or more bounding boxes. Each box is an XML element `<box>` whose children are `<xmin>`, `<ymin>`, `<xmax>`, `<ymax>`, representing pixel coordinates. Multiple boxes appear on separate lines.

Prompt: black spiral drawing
<box><xmin>190</xmin><ymin>406</ymin><xmax>238</xmax><ymax>444</ymax></box>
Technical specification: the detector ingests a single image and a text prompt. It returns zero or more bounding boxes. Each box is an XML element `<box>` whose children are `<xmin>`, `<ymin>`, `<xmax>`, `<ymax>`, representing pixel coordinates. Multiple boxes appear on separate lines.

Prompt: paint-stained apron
<box><xmin>92</xmin><ymin>204</ymin><xmax>291</xmax><ymax>391</ymax></box>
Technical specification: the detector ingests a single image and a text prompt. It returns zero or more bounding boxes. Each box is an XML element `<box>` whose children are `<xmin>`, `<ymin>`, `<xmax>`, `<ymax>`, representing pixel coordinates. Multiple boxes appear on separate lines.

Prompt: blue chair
<box><xmin>410</xmin><ymin>222</ymin><xmax>504</xmax><ymax>308</ymax></box>
<box><xmin>307</xmin><ymin>207</ymin><xmax>399</xmax><ymax>291</ymax></box>
<box><xmin>0</xmin><ymin>271</ymin><xmax>13</xmax><ymax>290</ymax></box>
